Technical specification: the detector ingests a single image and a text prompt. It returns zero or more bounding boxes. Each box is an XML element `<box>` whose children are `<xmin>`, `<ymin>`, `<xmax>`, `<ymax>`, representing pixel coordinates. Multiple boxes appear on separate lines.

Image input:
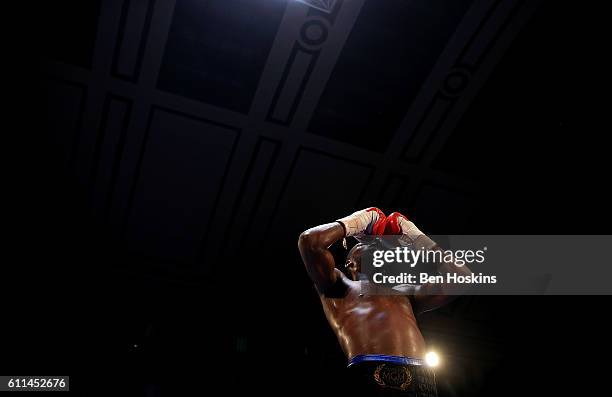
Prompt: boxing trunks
<box><xmin>346</xmin><ymin>354</ymin><xmax>437</xmax><ymax>397</ymax></box>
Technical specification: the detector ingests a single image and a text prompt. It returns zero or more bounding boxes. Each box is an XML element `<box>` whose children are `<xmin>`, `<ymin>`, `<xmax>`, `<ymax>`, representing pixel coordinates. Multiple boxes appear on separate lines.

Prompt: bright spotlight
<box><xmin>425</xmin><ymin>351</ymin><xmax>440</xmax><ymax>367</ymax></box>
<box><xmin>294</xmin><ymin>0</ymin><xmax>337</xmax><ymax>14</ymax></box>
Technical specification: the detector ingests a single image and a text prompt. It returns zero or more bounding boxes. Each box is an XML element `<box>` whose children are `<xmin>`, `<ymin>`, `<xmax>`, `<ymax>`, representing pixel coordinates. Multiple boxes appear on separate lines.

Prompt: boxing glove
<box><xmin>385</xmin><ymin>212</ymin><xmax>437</xmax><ymax>250</ymax></box>
<box><xmin>337</xmin><ymin>207</ymin><xmax>387</xmax><ymax>238</ymax></box>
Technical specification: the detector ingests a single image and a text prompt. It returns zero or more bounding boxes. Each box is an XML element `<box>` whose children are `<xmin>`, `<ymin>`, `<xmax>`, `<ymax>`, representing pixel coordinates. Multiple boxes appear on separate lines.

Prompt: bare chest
<box><xmin>321</xmin><ymin>286</ymin><xmax>417</xmax><ymax>330</ymax></box>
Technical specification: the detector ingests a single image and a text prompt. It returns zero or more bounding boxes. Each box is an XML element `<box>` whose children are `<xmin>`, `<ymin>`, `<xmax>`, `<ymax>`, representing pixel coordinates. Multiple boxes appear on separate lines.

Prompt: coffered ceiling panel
<box><xmin>157</xmin><ymin>0</ymin><xmax>287</xmax><ymax>112</ymax></box>
<box><xmin>125</xmin><ymin>107</ymin><xmax>240</xmax><ymax>263</ymax></box>
<box><xmin>309</xmin><ymin>0</ymin><xmax>474</xmax><ymax>151</ymax></box>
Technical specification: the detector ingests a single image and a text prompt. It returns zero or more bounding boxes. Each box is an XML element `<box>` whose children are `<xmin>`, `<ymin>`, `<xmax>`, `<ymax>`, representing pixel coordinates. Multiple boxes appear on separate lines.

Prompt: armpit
<box><xmin>320</xmin><ymin>270</ymin><xmax>350</xmax><ymax>298</ymax></box>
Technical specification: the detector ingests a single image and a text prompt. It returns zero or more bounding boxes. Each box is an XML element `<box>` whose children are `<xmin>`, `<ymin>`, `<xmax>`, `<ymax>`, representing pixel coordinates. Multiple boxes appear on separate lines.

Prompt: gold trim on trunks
<box><xmin>373</xmin><ymin>364</ymin><xmax>412</xmax><ymax>390</ymax></box>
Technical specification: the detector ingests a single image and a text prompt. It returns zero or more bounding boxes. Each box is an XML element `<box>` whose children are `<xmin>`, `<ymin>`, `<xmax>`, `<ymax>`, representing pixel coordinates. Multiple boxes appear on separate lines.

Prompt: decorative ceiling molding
<box><xmin>294</xmin><ymin>0</ymin><xmax>337</xmax><ymax>14</ymax></box>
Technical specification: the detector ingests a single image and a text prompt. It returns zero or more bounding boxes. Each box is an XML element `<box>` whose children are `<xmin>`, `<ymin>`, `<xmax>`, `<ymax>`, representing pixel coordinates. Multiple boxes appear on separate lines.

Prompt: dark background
<box><xmin>3</xmin><ymin>0</ymin><xmax>609</xmax><ymax>395</ymax></box>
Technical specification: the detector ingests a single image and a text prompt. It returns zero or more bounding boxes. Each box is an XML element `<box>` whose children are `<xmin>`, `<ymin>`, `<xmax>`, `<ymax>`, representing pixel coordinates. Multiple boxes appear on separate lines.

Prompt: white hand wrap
<box><xmin>397</xmin><ymin>217</ymin><xmax>437</xmax><ymax>250</ymax></box>
<box><xmin>337</xmin><ymin>209</ymin><xmax>378</xmax><ymax>237</ymax></box>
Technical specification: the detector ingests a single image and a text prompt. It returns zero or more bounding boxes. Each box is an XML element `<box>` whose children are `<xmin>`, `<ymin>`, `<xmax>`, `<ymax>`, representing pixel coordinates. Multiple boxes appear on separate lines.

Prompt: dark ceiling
<box><xmin>41</xmin><ymin>0</ymin><xmax>545</xmax><ymax>266</ymax></box>
<box><xmin>5</xmin><ymin>0</ymin><xmax>609</xmax><ymax>395</ymax></box>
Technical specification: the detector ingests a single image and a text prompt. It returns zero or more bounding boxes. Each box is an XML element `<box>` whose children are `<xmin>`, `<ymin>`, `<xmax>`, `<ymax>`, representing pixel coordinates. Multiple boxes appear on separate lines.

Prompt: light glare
<box><xmin>425</xmin><ymin>351</ymin><xmax>440</xmax><ymax>367</ymax></box>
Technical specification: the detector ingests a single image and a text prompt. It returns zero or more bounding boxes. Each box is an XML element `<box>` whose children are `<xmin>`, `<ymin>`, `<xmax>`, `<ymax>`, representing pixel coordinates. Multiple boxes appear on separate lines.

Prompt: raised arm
<box><xmin>412</xmin><ymin>245</ymin><xmax>473</xmax><ymax>314</ymax></box>
<box><xmin>298</xmin><ymin>208</ymin><xmax>386</xmax><ymax>293</ymax></box>
<box><xmin>385</xmin><ymin>212</ymin><xmax>473</xmax><ymax>314</ymax></box>
<box><xmin>298</xmin><ymin>222</ymin><xmax>344</xmax><ymax>293</ymax></box>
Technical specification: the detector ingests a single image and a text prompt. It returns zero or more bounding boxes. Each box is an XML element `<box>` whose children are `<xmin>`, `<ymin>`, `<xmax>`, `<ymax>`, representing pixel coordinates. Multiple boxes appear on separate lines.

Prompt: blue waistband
<box><xmin>347</xmin><ymin>354</ymin><xmax>425</xmax><ymax>367</ymax></box>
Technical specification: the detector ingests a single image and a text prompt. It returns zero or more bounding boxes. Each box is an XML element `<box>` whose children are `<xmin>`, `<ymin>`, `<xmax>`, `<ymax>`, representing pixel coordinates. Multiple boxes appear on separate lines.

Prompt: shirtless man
<box><xmin>298</xmin><ymin>208</ymin><xmax>472</xmax><ymax>396</ymax></box>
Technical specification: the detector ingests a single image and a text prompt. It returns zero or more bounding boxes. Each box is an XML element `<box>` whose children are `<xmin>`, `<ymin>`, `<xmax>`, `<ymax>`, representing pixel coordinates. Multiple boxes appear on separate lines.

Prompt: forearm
<box><xmin>390</xmin><ymin>213</ymin><xmax>472</xmax><ymax>311</ymax></box>
<box><xmin>393</xmin><ymin>214</ymin><xmax>473</xmax><ymax>279</ymax></box>
<box><xmin>299</xmin><ymin>222</ymin><xmax>345</xmax><ymax>251</ymax></box>
<box><xmin>299</xmin><ymin>207</ymin><xmax>385</xmax><ymax>251</ymax></box>
<box><xmin>298</xmin><ymin>208</ymin><xmax>385</xmax><ymax>292</ymax></box>
<box><xmin>427</xmin><ymin>246</ymin><xmax>474</xmax><ymax>294</ymax></box>
<box><xmin>413</xmin><ymin>245</ymin><xmax>474</xmax><ymax>313</ymax></box>
<box><xmin>298</xmin><ymin>222</ymin><xmax>344</xmax><ymax>292</ymax></box>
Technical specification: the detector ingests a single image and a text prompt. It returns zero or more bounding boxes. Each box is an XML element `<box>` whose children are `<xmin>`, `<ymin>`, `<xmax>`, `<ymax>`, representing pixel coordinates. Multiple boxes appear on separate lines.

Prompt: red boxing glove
<box><xmin>368</xmin><ymin>207</ymin><xmax>388</xmax><ymax>236</ymax></box>
<box><xmin>384</xmin><ymin>211</ymin><xmax>408</xmax><ymax>235</ymax></box>
<box><xmin>384</xmin><ymin>211</ymin><xmax>437</xmax><ymax>250</ymax></box>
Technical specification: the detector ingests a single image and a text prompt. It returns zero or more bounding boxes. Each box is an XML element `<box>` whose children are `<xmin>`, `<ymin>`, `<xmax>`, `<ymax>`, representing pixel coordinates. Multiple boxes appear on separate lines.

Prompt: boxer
<box><xmin>298</xmin><ymin>208</ymin><xmax>472</xmax><ymax>396</ymax></box>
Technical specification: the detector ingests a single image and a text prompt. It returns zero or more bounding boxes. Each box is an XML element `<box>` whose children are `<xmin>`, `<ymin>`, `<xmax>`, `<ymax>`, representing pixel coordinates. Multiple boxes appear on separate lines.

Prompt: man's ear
<box><xmin>346</xmin><ymin>261</ymin><xmax>358</xmax><ymax>273</ymax></box>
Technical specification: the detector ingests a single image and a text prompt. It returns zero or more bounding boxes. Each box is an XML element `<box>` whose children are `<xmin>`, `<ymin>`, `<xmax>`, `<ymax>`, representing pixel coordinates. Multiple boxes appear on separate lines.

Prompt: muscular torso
<box><xmin>320</xmin><ymin>271</ymin><xmax>426</xmax><ymax>360</ymax></box>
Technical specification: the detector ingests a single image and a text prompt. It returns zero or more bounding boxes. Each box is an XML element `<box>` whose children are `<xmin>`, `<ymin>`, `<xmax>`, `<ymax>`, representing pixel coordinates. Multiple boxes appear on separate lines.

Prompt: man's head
<box><xmin>344</xmin><ymin>239</ymin><xmax>382</xmax><ymax>281</ymax></box>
